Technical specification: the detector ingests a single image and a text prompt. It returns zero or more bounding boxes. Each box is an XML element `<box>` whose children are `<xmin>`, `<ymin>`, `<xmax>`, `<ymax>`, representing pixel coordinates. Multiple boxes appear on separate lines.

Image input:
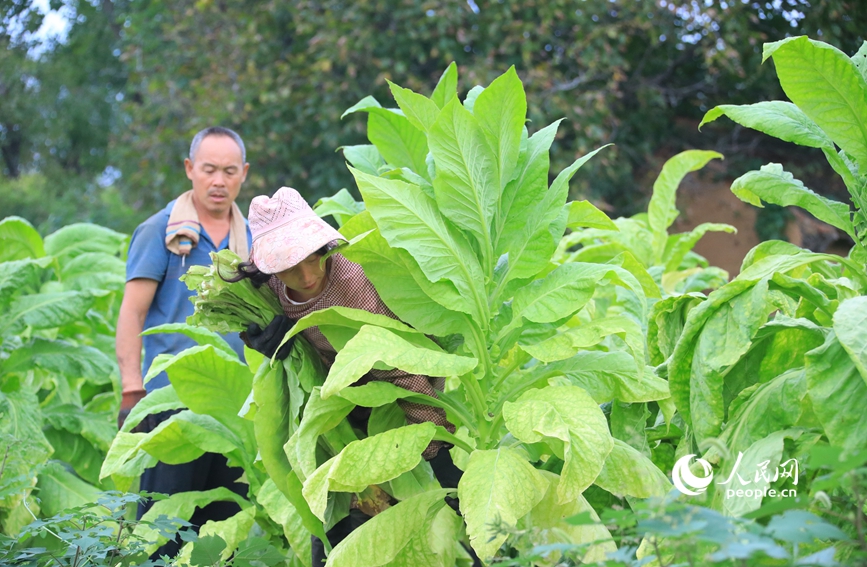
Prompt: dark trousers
<box><xmin>137</xmin><ymin>411</ymin><xmax>247</xmax><ymax>559</ymax></box>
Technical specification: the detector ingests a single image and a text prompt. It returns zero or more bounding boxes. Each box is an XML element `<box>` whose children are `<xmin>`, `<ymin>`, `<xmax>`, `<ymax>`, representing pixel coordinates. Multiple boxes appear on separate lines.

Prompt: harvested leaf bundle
<box><xmin>182</xmin><ymin>249</ymin><xmax>283</xmax><ymax>333</ymax></box>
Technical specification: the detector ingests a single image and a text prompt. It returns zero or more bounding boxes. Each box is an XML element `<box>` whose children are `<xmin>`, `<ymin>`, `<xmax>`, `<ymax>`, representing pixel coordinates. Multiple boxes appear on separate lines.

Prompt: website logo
<box><xmin>672</xmin><ymin>454</ymin><xmax>714</xmax><ymax>496</ymax></box>
<box><xmin>671</xmin><ymin>452</ymin><xmax>800</xmax><ymax>500</ymax></box>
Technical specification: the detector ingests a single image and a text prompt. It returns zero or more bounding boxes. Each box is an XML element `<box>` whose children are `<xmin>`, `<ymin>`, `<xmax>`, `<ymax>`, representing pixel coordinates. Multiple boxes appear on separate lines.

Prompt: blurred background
<box><xmin>1</xmin><ymin>0</ymin><xmax>865</xmax><ymax>272</ymax></box>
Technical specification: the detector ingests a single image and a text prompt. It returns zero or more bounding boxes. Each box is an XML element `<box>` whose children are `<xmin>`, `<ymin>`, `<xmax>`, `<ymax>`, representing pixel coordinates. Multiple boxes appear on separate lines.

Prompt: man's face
<box><xmin>185</xmin><ymin>135</ymin><xmax>249</xmax><ymax>217</ymax></box>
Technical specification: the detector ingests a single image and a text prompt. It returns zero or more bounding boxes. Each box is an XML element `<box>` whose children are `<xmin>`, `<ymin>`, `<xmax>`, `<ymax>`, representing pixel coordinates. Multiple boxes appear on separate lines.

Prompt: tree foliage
<box><xmin>2</xmin><ymin>0</ymin><xmax>866</xmax><ymax>227</ymax></box>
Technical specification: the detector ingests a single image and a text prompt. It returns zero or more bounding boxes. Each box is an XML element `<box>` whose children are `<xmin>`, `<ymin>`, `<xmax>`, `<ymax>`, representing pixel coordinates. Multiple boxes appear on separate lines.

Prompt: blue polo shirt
<box><xmin>126</xmin><ymin>199</ymin><xmax>250</xmax><ymax>391</ymax></box>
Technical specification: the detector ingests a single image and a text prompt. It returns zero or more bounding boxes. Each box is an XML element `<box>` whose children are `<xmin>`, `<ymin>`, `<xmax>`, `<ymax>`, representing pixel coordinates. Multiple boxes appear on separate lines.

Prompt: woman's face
<box><xmin>276</xmin><ymin>253</ymin><xmax>327</xmax><ymax>301</ymax></box>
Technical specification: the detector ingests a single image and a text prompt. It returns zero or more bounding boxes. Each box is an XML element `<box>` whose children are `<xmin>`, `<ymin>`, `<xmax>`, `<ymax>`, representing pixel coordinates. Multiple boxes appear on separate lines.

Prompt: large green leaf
<box><xmin>322</xmin><ymin>325</ymin><xmax>477</xmax><ymax>399</ymax></box>
<box><xmin>253</xmin><ymin>360</ymin><xmax>327</xmax><ymax>542</ymax></box>
<box><xmin>519</xmin><ymin>471</ymin><xmax>615</xmax><ymax>565</ymax></box>
<box><xmin>458</xmin><ymin>447</ymin><xmax>547</xmax><ymax>561</ymax></box>
<box><xmin>497</xmin><ymin>146</ymin><xmax>607</xmax><ymax>290</ymax></box>
<box><xmin>5</xmin><ymin>290</ymin><xmax>95</xmax><ymax>331</ymax></box>
<box><xmin>496</xmin><ymin>120</ymin><xmax>560</xmax><ymax>255</ymax></box>
<box><xmin>302</xmin><ymin>424</ymin><xmax>436</xmax><ymax>521</ymax></box>
<box><xmin>99</xmin><ymin>431</ymin><xmax>157</xmax><ymax>490</ymax></box>
<box><xmin>503</xmin><ymin>385</ymin><xmax>613</xmax><ymax>504</ymax></box>
<box><xmin>647</xmin><ymin>150</ymin><xmax>722</xmax><ymax>262</ymax></box>
<box><xmin>705</xmin><ymin>368</ymin><xmax>806</xmax><ymax>467</ymax></box>
<box><xmin>833</xmin><ymin>296</ymin><xmax>867</xmax><ymax>381</ymax></box>
<box><xmin>284</xmin><ymin>387</ymin><xmax>354</xmax><ymax>480</ymax></box>
<box><xmin>35</xmin><ymin>462</ymin><xmax>101</xmax><ymax>517</ymax></box>
<box><xmin>713</xmin><ymin>429</ymin><xmax>801</xmax><ymax>517</ymax></box>
<box><xmin>520</xmin><ymin>315</ymin><xmax>644</xmax><ymax>367</ymax></box>
<box><xmin>737</xmin><ymin>247</ymin><xmax>863</xmax><ymax>286</ymax></box>
<box><xmin>338</xmin><ymin>381</ymin><xmax>472</xmax><ymax>432</ymax></box>
<box><xmin>314</xmin><ymin>187</ymin><xmax>366</xmax><ymax>228</ymax></box>
<box><xmin>0</xmin><ymin>258</ymin><xmax>47</xmax><ymax>309</ymax></box>
<box><xmin>325</xmin><ymin>489</ymin><xmax>452</xmax><ymax>567</ymax></box>
<box><xmin>142</xmin><ymin>322</ymin><xmax>236</xmax><ymax>356</ymax></box>
<box><xmin>731</xmin><ymin>164</ymin><xmax>855</xmax><ymax>239</ymax></box>
<box><xmin>341</xmin><ymin>145</ymin><xmax>386</xmax><ymax>177</ymax></box>
<box><xmin>287</xmin><ymin>305</ymin><xmax>435</xmax><ymax>353</ymax></box>
<box><xmin>669</xmin><ymin>278</ymin><xmax>779</xmax><ymax>442</ymax></box>
<box><xmin>610</xmin><ymin>401</ymin><xmax>651</xmax><ymax>457</ymax></box>
<box><xmin>120</xmin><ymin>385</ymin><xmax>184</xmax><ymax>433</ymax></box>
<box><xmin>509</xmin><ymin>263</ymin><xmax>644</xmax><ymax>328</ymax></box>
<box><xmin>428</xmin><ymin>96</ymin><xmax>498</xmax><ymax>265</ymax></box>
<box><xmin>0</xmin><ymin>388</ymin><xmax>53</xmax><ymax>473</ymax></box>
<box><xmin>185</xmin><ymin>507</ymin><xmax>257</xmax><ymax>564</ymax></box>
<box><xmin>593</xmin><ymin>439</ymin><xmax>670</xmax><ymax>498</ymax></box>
<box><xmin>529</xmin><ymin>351</ymin><xmax>669</xmax><ymax>404</ymax></box>
<box><xmin>134</xmin><ymin>488</ymin><xmax>249</xmax><ymax>555</ymax></box>
<box><xmin>1</xmin><ymin>338</ymin><xmax>114</xmax><ymax>382</ymax></box>
<box><xmin>43</xmin><ymin>222</ymin><xmax>127</xmax><ymax>264</ymax></box>
<box><xmin>806</xmin><ymin>332</ymin><xmax>867</xmax><ymax>452</ymax></box>
<box><xmin>700</xmin><ymin>101</ymin><xmax>833</xmax><ymax>149</ymax></box>
<box><xmin>58</xmin><ymin>252</ymin><xmax>125</xmax><ymax>291</ymax></box>
<box><xmin>139</xmin><ymin>410</ymin><xmax>243</xmax><ymax>464</ymax></box>
<box><xmin>0</xmin><ymin>389</ymin><xmax>52</xmax><ymax>510</ymax></box>
<box><xmin>430</xmin><ymin>63</ymin><xmax>458</xmax><ymax>109</ymax></box>
<box><xmin>43</xmin><ymin>428</ymin><xmax>106</xmax><ymax>485</ymax></box>
<box><xmin>388</xmin><ymin>81</ymin><xmax>440</xmax><ymax>134</ymax></box>
<box><xmin>42</xmin><ymin>403</ymin><xmax>115</xmax><ymax>451</ymax></box>
<box><xmin>0</xmin><ymin>217</ymin><xmax>45</xmax><ymax>260</ymax></box>
<box><xmin>258</xmin><ymin>479</ymin><xmax>312</xmax><ymax>566</ymax></box>
<box><xmin>350</xmin><ymin>168</ymin><xmax>486</xmax><ymax>321</ymax></box>
<box><xmin>345</xmin><ymin>99</ymin><xmax>429</xmax><ymax>176</ymax></box>
<box><xmin>474</xmin><ymin>66</ymin><xmax>526</xmax><ymax>193</ymax></box>
<box><xmin>764</xmin><ymin>36</ymin><xmax>867</xmax><ymax>173</ymax></box>
<box><xmin>647</xmin><ymin>293</ymin><xmax>704</xmax><ymax>365</ymax></box>
<box><xmin>161</xmin><ymin>344</ymin><xmax>252</xmax><ymax>422</ymax></box>
<box><xmin>340</xmin><ymin>216</ymin><xmax>470</xmax><ymax>336</ymax></box>
<box><xmin>498</xmin><ymin>207</ymin><xmax>569</xmax><ymax>291</ymax></box>
<box><xmin>565</xmin><ymin>200</ymin><xmax>618</xmax><ymax>231</ymax></box>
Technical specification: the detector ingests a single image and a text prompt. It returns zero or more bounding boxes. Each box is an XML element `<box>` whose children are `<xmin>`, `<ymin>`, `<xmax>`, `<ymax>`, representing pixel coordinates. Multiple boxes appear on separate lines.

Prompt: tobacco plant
<box><xmin>659</xmin><ymin>36</ymin><xmax>867</xmax><ymax>518</ymax></box>
<box><xmin>555</xmin><ymin>149</ymin><xmax>733</xmax><ymax>297</ymax></box>
<box><xmin>0</xmin><ymin>217</ymin><xmax>126</xmax><ymax>535</ymax></box>
<box><xmin>254</xmin><ymin>64</ymin><xmax>678</xmax><ymax>566</ymax></box>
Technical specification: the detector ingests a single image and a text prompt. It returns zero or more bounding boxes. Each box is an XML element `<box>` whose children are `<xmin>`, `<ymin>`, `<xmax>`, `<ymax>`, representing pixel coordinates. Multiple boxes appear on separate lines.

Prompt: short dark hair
<box><xmin>189</xmin><ymin>126</ymin><xmax>246</xmax><ymax>163</ymax></box>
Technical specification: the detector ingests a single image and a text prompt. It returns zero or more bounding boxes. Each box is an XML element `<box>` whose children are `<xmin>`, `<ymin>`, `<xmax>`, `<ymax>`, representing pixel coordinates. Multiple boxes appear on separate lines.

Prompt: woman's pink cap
<box><xmin>248</xmin><ymin>187</ymin><xmax>344</xmax><ymax>274</ymax></box>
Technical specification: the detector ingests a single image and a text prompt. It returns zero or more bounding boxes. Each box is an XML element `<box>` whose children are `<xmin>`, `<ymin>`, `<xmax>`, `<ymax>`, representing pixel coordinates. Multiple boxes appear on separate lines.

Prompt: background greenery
<box><xmin>1</xmin><ymin>0</ymin><xmax>865</xmax><ymax>234</ymax></box>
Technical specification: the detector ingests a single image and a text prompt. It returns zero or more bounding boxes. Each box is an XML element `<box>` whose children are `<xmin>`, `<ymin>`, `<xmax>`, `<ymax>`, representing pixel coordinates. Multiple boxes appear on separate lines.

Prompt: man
<box><xmin>116</xmin><ymin>126</ymin><xmax>252</xmax><ymax>558</ymax></box>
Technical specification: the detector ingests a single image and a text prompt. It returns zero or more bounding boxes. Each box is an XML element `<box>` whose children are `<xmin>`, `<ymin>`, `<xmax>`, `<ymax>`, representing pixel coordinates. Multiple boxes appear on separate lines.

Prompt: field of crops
<box><xmin>2</xmin><ymin>36</ymin><xmax>867</xmax><ymax>567</ymax></box>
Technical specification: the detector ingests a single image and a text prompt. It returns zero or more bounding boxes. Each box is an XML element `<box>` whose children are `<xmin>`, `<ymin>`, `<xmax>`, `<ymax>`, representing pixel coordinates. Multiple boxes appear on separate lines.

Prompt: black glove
<box><xmin>428</xmin><ymin>445</ymin><xmax>463</xmax><ymax>489</ymax></box>
<box><xmin>243</xmin><ymin>315</ymin><xmax>296</xmax><ymax>360</ymax></box>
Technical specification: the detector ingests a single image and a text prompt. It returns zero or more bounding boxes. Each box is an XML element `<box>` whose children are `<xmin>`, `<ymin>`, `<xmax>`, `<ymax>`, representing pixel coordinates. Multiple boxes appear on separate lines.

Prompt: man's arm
<box><xmin>116</xmin><ymin>278</ymin><xmax>159</xmax><ymax>397</ymax></box>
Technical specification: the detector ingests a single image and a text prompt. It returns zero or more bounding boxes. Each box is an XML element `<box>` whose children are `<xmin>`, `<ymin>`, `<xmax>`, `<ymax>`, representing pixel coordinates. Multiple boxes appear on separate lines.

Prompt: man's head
<box><xmin>185</xmin><ymin>127</ymin><xmax>249</xmax><ymax>218</ymax></box>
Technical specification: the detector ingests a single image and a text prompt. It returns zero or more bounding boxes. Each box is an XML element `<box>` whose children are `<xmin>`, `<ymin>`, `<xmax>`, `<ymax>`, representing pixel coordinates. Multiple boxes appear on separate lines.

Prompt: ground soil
<box><xmin>670</xmin><ymin>169</ymin><xmax>760</xmax><ymax>277</ymax></box>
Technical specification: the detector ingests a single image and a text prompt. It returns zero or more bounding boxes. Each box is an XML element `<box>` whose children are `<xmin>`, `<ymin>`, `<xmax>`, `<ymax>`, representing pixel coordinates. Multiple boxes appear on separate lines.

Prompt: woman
<box><xmin>229</xmin><ymin>187</ymin><xmax>463</xmax><ymax>565</ymax></box>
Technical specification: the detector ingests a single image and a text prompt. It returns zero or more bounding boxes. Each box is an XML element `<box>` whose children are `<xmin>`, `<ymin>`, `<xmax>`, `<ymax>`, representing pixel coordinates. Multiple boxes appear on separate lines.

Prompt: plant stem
<box><xmin>491</xmin><ymin>356</ymin><xmax>523</xmax><ymax>392</ymax></box>
<box><xmin>459</xmin><ymin>371</ymin><xmax>489</xmax><ymax>445</ymax></box>
<box><xmin>107</xmin><ymin>518</ymin><xmax>124</xmax><ymax>567</ymax></box>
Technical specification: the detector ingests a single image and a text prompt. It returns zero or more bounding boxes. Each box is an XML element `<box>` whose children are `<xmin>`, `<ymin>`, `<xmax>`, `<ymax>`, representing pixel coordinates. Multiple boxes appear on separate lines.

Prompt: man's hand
<box><xmin>118</xmin><ymin>388</ymin><xmax>147</xmax><ymax>430</ymax></box>
<box><xmin>242</xmin><ymin>315</ymin><xmax>296</xmax><ymax>360</ymax></box>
